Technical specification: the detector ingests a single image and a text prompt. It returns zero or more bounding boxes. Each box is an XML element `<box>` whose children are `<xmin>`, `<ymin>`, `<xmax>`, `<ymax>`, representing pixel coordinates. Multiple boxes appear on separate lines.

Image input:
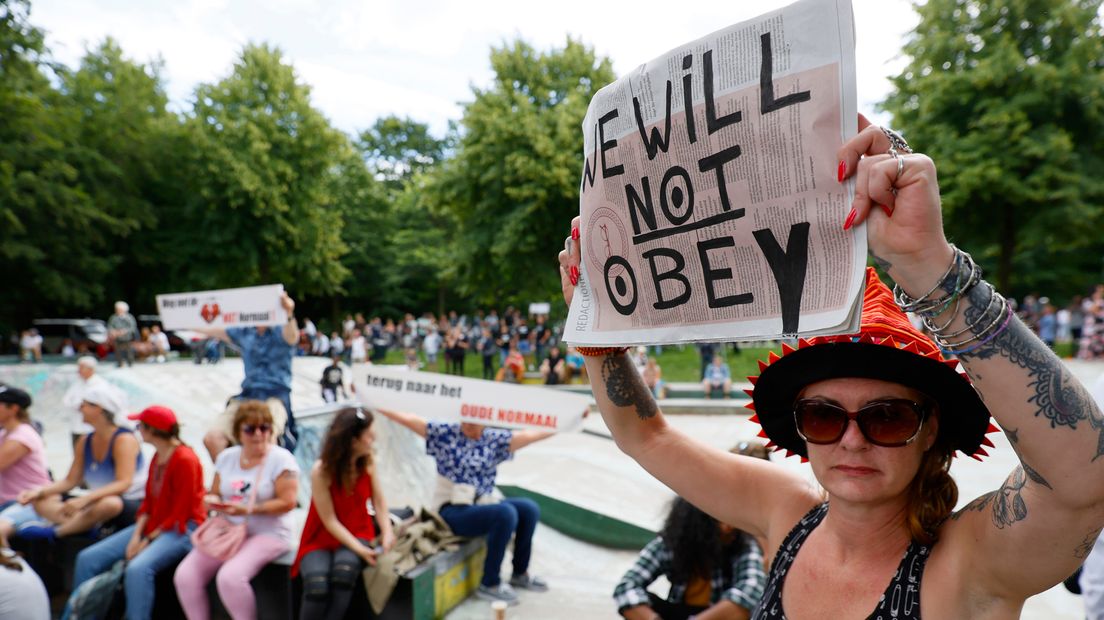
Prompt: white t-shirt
<box><xmin>152</xmin><ymin>331</ymin><xmax>170</xmax><ymax>352</ymax></box>
<box><xmin>0</xmin><ymin>552</ymin><xmax>49</xmax><ymax>620</ymax></box>
<box><xmin>350</xmin><ymin>336</ymin><xmax>367</xmax><ymax>360</ymax></box>
<box><xmin>423</xmin><ymin>332</ymin><xmax>442</xmax><ymax>355</ymax></box>
<box><xmin>214</xmin><ymin>446</ymin><xmax>299</xmax><ymax>541</ymax></box>
<box><xmin>62</xmin><ymin>374</ymin><xmax>108</xmax><ymax>435</ymax></box>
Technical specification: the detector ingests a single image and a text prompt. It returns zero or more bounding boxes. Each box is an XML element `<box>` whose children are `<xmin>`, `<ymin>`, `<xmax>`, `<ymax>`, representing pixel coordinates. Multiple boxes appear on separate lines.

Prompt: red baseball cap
<box><xmin>127</xmin><ymin>405</ymin><xmax>178</xmax><ymax>431</ymax></box>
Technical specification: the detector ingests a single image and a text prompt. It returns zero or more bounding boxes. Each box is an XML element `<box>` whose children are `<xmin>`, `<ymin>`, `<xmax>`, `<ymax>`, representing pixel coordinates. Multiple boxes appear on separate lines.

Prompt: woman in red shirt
<box><xmin>65</xmin><ymin>405</ymin><xmax>206</xmax><ymax>620</ymax></box>
<box><xmin>294</xmin><ymin>407</ymin><xmax>395</xmax><ymax>618</ymax></box>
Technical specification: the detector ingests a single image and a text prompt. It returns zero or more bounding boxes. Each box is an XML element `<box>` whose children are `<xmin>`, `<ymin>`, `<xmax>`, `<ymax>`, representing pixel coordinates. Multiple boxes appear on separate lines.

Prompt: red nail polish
<box><xmin>843</xmin><ymin>208</ymin><xmax>857</xmax><ymax>230</ymax></box>
<box><xmin>880</xmin><ymin>204</ymin><xmax>893</xmax><ymax>217</ymax></box>
<box><xmin>570</xmin><ymin>265</ymin><xmax>579</xmax><ymax>283</ymax></box>
<box><xmin>837</xmin><ymin>160</ymin><xmax>846</xmax><ymax>183</ymax></box>
<box><xmin>571</xmin><ymin>227</ymin><xmax>580</xmax><ymax>241</ymax></box>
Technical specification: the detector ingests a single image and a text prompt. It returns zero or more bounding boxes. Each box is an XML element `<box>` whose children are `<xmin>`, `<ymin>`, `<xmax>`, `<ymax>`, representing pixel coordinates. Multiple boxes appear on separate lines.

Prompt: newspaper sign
<box><xmin>565</xmin><ymin>0</ymin><xmax>864</xmax><ymax>346</ymax></box>
<box><xmin>352</xmin><ymin>367</ymin><xmax>590</xmax><ymax>432</ymax></box>
<box><xmin>156</xmin><ymin>285</ymin><xmax>287</xmax><ymax>330</ymax></box>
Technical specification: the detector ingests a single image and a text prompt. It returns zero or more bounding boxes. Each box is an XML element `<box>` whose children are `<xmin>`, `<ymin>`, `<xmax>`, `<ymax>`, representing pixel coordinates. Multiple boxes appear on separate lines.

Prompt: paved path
<box><xmin>2</xmin><ymin>357</ymin><xmax>1101</xmax><ymax>619</ymax></box>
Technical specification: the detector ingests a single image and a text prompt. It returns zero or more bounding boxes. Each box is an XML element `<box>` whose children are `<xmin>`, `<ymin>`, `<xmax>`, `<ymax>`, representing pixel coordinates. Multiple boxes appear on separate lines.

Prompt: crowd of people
<box><xmin>0</xmin><ymin>292</ymin><xmax>574</xmax><ymax>617</ymax></box>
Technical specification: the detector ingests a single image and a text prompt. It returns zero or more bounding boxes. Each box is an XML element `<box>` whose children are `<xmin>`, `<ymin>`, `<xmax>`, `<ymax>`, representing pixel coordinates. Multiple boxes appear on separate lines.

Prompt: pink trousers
<box><xmin>173</xmin><ymin>534</ymin><xmax>289</xmax><ymax>620</ymax></box>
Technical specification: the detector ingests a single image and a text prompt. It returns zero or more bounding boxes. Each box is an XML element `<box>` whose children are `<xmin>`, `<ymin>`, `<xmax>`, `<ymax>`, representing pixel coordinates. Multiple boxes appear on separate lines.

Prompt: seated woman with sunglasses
<box><xmin>292</xmin><ymin>408</ymin><xmax>396</xmax><ymax>619</ymax></box>
<box><xmin>557</xmin><ymin>117</ymin><xmax>1104</xmax><ymax>619</ymax></box>
<box><xmin>174</xmin><ymin>400</ymin><xmax>299</xmax><ymax>620</ymax></box>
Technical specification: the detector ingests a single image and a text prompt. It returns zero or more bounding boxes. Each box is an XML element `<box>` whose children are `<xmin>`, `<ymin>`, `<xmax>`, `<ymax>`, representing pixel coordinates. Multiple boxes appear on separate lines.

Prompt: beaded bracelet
<box><xmin>575</xmin><ymin>346</ymin><xmax>629</xmax><ymax>357</ymax></box>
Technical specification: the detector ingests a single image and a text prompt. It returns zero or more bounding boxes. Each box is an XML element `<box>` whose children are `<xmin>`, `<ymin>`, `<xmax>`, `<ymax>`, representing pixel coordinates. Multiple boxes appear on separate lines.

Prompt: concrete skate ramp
<box><xmin>2</xmin><ymin>358</ymin><xmax>1097</xmax><ymax>619</ymax></box>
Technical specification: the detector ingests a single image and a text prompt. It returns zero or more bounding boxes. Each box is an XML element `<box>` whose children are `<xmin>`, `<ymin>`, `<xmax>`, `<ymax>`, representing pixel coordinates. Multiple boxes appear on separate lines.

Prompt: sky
<box><xmin>29</xmin><ymin>0</ymin><xmax>921</xmax><ymax>137</ymax></box>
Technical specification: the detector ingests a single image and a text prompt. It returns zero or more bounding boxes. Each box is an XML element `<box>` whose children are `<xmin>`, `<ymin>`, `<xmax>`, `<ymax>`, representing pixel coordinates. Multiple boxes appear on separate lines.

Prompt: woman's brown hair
<box><xmin>232</xmin><ymin>400</ymin><xmax>274</xmax><ymax>440</ymax></box>
<box><xmin>320</xmin><ymin>408</ymin><xmax>374</xmax><ymax>493</ymax></box>
<box><xmin>905</xmin><ymin>408</ymin><xmax>957</xmax><ymax>546</ymax></box>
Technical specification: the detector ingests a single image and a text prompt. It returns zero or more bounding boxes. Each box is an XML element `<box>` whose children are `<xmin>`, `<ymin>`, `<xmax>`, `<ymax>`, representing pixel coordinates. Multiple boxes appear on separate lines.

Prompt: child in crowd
<box><xmin>320</xmin><ymin>354</ymin><xmax>348</xmax><ymax>403</ymax></box>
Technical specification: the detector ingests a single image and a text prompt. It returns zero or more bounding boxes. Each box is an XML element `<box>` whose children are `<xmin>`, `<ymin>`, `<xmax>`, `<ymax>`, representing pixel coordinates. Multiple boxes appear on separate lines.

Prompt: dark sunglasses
<box><xmin>241</xmin><ymin>423</ymin><xmax>273</xmax><ymax>436</ymax></box>
<box><xmin>794</xmin><ymin>398</ymin><xmax>929</xmax><ymax>448</ymax></box>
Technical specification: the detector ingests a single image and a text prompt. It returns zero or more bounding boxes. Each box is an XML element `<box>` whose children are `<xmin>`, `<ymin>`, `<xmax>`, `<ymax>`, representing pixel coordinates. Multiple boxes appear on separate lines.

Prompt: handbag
<box><xmin>191</xmin><ymin>453</ymin><xmax>265</xmax><ymax>560</ymax></box>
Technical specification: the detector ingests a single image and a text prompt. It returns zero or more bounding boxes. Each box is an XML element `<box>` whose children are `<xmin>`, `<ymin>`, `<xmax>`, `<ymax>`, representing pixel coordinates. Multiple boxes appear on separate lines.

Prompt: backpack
<box><xmin>67</xmin><ymin>559</ymin><xmax>126</xmax><ymax>620</ymax></box>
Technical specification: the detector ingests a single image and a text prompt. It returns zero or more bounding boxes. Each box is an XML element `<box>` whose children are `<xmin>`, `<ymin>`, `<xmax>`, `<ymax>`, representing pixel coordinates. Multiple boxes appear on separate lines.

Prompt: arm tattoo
<box><xmin>951</xmin><ymin>467</ymin><xmax>1033</xmax><ymax>528</ymax></box>
<box><xmin>955</xmin><ymin>281</ymin><xmax>1104</xmax><ymax>458</ymax></box>
<box><xmin>1075</xmin><ymin>528</ymin><xmax>1102</xmax><ymax>559</ymax></box>
<box><xmin>869</xmin><ymin>252</ymin><xmax>892</xmax><ymax>272</ymax></box>
<box><xmin>951</xmin><ymin>491</ymin><xmax>995</xmax><ymax>520</ymax></box>
<box><xmin>1004</xmin><ymin>427</ymin><xmax>1052</xmax><ymax>489</ymax></box>
<box><xmin>601</xmin><ymin>354</ymin><xmax>659</xmax><ymax>420</ymax></box>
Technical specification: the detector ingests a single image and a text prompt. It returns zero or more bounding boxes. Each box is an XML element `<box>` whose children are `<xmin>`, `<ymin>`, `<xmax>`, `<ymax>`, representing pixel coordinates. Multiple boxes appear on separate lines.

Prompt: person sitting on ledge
<box><xmin>0</xmin><ymin>383</ymin><xmax>144</xmax><ymax>545</ymax></box>
<box><xmin>373</xmin><ymin>405</ymin><xmax>554</xmax><ymax>606</ymax></box>
<box><xmin>293</xmin><ymin>407</ymin><xmax>396</xmax><ymax>620</ymax></box>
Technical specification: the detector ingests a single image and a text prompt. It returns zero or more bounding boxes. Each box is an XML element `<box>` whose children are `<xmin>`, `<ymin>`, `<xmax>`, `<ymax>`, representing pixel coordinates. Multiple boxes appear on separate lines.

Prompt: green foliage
<box><xmin>882</xmin><ymin>0</ymin><xmax>1104</xmax><ymax>296</ymax></box>
<box><xmin>357</xmin><ymin>115</ymin><xmax>447</xmax><ymax>188</ymax></box>
<box><xmin>59</xmin><ymin>38</ymin><xmax>177</xmax><ymax>305</ymax></box>
<box><xmin>426</xmin><ymin>38</ymin><xmax>616</xmax><ymax>305</ymax></box>
<box><xmin>0</xmin><ymin>0</ymin><xmax>121</xmax><ymax>324</ymax></box>
<box><xmin>180</xmin><ymin>43</ymin><xmax>351</xmax><ymax>298</ymax></box>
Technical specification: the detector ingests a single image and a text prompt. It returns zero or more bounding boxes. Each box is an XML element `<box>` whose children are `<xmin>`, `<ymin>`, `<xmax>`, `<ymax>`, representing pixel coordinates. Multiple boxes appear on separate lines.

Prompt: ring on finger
<box><xmin>880</xmin><ymin>126</ymin><xmax>913</xmax><ymax>154</ymax></box>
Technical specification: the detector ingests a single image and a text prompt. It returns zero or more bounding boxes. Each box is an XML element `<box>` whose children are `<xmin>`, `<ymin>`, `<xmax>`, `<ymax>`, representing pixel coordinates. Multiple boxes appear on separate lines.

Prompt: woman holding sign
<box><xmin>558</xmin><ymin>117</ymin><xmax>1104</xmax><ymax>619</ymax></box>
<box><xmin>372</xmin><ymin>406</ymin><xmax>554</xmax><ymax>607</ymax></box>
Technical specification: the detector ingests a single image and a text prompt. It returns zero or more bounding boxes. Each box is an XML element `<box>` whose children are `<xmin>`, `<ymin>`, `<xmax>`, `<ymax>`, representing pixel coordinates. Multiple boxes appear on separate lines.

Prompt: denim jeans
<box><xmin>66</xmin><ymin>522</ymin><xmax>196</xmax><ymax>620</ymax></box>
<box><xmin>440</xmin><ymin>497</ymin><xmax>539</xmax><ymax>587</ymax></box>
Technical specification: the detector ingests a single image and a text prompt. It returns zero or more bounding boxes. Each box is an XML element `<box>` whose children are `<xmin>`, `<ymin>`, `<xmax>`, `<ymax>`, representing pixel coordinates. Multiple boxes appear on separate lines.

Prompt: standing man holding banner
<box><xmin>200</xmin><ymin>292</ymin><xmax>300</xmax><ymax>459</ymax></box>
<box><xmin>372</xmin><ymin>405</ymin><xmax>553</xmax><ymax>607</ymax></box>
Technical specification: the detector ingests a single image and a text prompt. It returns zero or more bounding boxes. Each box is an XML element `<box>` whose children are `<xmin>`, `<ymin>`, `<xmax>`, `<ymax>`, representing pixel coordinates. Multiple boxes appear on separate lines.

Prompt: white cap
<box><xmin>81</xmin><ymin>383</ymin><xmax>128</xmax><ymax>418</ymax></box>
<box><xmin>77</xmin><ymin>356</ymin><xmax>98</xmax><ymax>368</ymax></box>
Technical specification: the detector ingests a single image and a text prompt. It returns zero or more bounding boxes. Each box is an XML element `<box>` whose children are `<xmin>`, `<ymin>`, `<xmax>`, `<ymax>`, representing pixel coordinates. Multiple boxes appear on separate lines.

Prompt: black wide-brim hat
<box><xmin>748</xmin><ymin>268</ymin><xmax>996</xmax><ymax>460</ymax></box>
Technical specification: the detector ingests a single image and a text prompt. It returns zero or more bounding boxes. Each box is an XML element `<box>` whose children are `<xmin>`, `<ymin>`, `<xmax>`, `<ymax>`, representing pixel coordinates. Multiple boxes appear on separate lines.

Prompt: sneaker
<box><xmin>509</xmin><ymin>574</ymin><xmax>549</xmax><ymax>592</ymax></box>
<box><xmin>476</xmin><ymin>583</ymin><xmax>520</xmax><ymax>606</ymax></box>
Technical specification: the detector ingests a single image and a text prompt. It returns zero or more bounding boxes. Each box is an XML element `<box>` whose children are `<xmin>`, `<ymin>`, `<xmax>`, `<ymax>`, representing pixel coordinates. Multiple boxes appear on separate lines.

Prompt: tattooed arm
<box><xmin>839</xmin><ymin>127</ymin><xmax>1104</xmax><ymax>600</ymax></box>
<box><xmin>560</xmin><ymin>217</ymin><xmax>817</xmax><ymax>546</ymax></box>
<box><xmin>932</xmin><ymin>262</ymin><xmax>1104</xmax><ymax>599</ymax></box>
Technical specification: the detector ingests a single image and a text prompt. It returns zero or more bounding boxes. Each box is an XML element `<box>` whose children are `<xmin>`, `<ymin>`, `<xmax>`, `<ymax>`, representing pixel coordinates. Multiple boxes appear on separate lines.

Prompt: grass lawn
<box><xmin>376</xmin><ymin>342</ymin><xmax>780</xmax><ymax>384</ymax></box>
<box><xmin>366</xmin><ymin>337</ymin><xmax>1077</xmax><ymax>386</ymax></box>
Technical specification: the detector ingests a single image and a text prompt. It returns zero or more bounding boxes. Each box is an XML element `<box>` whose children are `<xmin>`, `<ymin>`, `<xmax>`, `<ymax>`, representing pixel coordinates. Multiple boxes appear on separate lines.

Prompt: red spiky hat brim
<box><xmin>749</xmin><ymin>267</ymin><xmax>993</xmax><ymax>459</ymax></box>
<box><xmin>751</xmin><ymin>341</ymin><xmax>991</xmax><ymax>458</ymax></box>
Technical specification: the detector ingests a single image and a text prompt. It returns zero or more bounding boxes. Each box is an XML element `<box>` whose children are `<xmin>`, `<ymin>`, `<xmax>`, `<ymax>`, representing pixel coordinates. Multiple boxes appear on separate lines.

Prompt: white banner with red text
<box><xmin>351</xmin><ymin>366</ymin><xmax>590</xmax><ymax>432</ymax></box>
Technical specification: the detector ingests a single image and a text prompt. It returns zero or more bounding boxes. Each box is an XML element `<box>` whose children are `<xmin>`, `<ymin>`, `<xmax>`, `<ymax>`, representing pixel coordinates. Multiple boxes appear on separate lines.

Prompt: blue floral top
<box><xmin>425</xmin><ymin>422</ymin><xmax>512</xmax><ymax>497</ymax></box>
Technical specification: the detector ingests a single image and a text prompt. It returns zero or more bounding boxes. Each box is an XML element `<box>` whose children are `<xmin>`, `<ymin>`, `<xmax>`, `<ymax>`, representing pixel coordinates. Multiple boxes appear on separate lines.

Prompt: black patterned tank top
<box><xmin>751</xmin><ymin>503</ymin><xmax>930</xmax><ymax>620</ymax></box>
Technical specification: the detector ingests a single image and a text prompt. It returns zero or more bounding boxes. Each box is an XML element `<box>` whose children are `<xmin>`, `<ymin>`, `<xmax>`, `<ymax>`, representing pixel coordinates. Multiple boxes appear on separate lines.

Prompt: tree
<box><xmin>0</xmin><ymin>1</ymin><xmax>128</xmax><ymax>328</ymax></box>
<box><xmin>60</xmin><ymin>38</ymin><xmax>177</xmax><ymax>307</ymax></box>
<box><xmin>882</xmin><ymin>0</ymin><xmax>1104</xmax><ymax>296</ymax></box>
<box><xmin>358</xmin><ymin>115</ymin><xmax>447</xmax><ymax>188</ymax></box>
<box><xmin>179</xmin><ymin>43</ymin><xmax>350</xmax><ymax>299</ymax></box>
<box><xmin>426</xmin><ymin>38</ymin><xmax>616</xmax><ymax>305</ymax></box>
